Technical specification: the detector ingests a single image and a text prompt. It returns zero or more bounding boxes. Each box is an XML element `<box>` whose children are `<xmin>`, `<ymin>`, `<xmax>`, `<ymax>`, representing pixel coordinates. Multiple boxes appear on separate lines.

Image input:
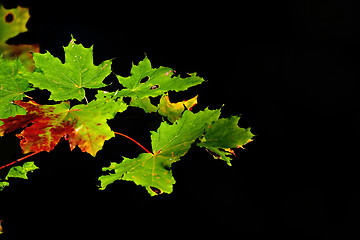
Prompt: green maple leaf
<box><xmin>129</xmin><ymin>97</ymin><xmax>159</xmax><ymax>113</ymax></box>
<box><xmin>0</xmin><ymin>181</ymin><xmax>9</xmax><ymax>191</ymax></box>
<box><xmin>99</xmin><ymin>108</ymin><xmax>221</xmax><ymax>196</ymax></box>
<box><xmin>116</xmin><ymin>56</ymin><xmax>204</xmax><ymax>98</ymax></box>
<box><xmin>0</xmin><ymin>92</ymin><xmax>127</xmax><ymax>156</ymax></box>
<box><xmin>5</xmin><ymin>161</ymin><xmax>38</xmax><ymax>180</ymax></box>
<box><xmin>0</xmin><ymin>57</ymin><xmax>34</xmax><ymax>125</ymax></box>
<box><xmin>0</xmin><ymin>162</ymin><xmax>38</xmax><ymax>191</ymax></box>
<box><xmin>197</xmin><ymin>116</ymin><xmax>254</xmax><ymax>165</ymax></box>
<box><xmin>29</xmin><ymin>36</ymin><xmax>112</xmax><ymax>101</ymax></box>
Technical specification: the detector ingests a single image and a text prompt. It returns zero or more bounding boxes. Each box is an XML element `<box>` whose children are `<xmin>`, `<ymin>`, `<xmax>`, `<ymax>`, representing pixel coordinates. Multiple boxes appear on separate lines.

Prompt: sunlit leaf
<box><xmin>99</xmin><ymin>108</ymin><xmax>221</xmax><ymax>195</ymax></box>
<box><xmin>29</xmin><ymin>37</ymin><xmax>112</xmax><ymax>101</ymax></box>
<box><xmin>116</xmin><ymin>56</ymin><xmax>203</xmax><ymax>98</ymax></box>
<box><xmin>5</xmin><ymin>161</ymin><xmax>38</xmax><ymax>180</ymax></box>
<box><xmin>0</xmin><ymin>57</ymin><xmax>34</xmax><ymax>125</ymax></box>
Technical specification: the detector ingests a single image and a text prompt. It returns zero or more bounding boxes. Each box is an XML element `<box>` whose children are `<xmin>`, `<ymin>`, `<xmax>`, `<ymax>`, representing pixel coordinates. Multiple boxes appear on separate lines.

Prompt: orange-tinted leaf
<box><xmin>0</xmin><ymin>96</ymin><xmax>127</xmax><ymax>156</ymax></box>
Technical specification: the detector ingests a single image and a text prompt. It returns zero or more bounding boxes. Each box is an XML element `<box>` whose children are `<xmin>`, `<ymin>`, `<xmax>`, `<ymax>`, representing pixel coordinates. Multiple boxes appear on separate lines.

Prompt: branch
<box><xmin>0</xmin><ymin>152</ymin><xmax>39</xmax><ymax>170</ymax></box>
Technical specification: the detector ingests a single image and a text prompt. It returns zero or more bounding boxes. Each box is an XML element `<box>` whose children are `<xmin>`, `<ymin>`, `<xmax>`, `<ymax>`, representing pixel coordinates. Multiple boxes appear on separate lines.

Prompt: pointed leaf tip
<box><xmin>29</xmin><ymin>36</ymin><xmax>112</xmax><ymax>101</ymax></box>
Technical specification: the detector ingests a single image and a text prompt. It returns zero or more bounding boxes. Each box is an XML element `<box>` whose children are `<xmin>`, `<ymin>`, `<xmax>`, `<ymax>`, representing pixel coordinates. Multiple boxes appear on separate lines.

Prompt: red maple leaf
<box><xmin>0</xmin><ymin>100</ymin><xmax>118</xmax><ymax>156</ymax></box>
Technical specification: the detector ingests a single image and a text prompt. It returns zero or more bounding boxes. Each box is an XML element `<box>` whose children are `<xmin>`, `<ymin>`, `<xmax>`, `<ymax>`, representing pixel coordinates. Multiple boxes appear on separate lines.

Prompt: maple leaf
<box><xmin>0</xmin><ymin>162</ymin><xmax>38</xmax><ymax>191</ymax></box>
<box><xmin>0</xmin><ymin>57</ymin><xmax>34</xmax><ymax>125</ymax></box>
<box><xmin>116</xmin><ymin>56</ymin><xmax>204</xmax><ymax>98</ymax></box>
<box><xmin>29</xmin><ymin>36</ymin><xmax>112</xmax><ymax>101</ymax></box>
<box><xmin>129</xmin><ymin>97</ymin><xmax>158</xmax><ymax>113</ymax></box>
<box><xmin>197</xmin><ymin>116</ymin><xmax>254</xmax><ymax>165</ymax></box>
<box><xmin>0</xmin><ymin>4</ymin><xmax>39</xmax><ymax>70</ymax></box>
<box><xmin>0</xmin><ymin>5</ymin><xmax>29</xmax><ymax>44</ymax></box>
<box><xmin>99</xmin><ymin>108</ymin><xmax>221</xmax><ymax>196</ymax></box>
<box><xmin>0</xmin><ymin>94</ymin><xmax>127</xmax><ymax>156</ymax></box>
<box><xmin>5</xmin><ymin>161</ymin><xmax>38</xmax><ymax>180</ymax></box>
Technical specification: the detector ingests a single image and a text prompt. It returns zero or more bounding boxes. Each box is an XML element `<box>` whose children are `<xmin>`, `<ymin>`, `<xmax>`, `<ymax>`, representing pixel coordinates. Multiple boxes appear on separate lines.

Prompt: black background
<box><xmin>0</xmin><ymin>0</ymin><xmax>359</xmax><ymax>238</ymax></box>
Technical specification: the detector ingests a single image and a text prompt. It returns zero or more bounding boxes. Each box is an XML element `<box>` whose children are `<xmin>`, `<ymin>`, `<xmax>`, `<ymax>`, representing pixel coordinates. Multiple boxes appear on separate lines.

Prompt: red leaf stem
<box><xmin>114</xmin><ymin>131</ymin><xmax>152</xmax><ymax>155</ymax></box>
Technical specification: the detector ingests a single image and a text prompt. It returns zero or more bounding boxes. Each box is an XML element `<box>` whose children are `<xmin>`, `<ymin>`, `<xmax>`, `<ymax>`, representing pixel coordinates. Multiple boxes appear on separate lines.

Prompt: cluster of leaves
<box><xmin>0</xmin><ymin>36</ymin><xmax>254</xmax><ymax>195</ymax></box>
<box><xmin>0</xmin><ymin>3</ymin><xmax>254</xmax><ymax>196</ymax></box>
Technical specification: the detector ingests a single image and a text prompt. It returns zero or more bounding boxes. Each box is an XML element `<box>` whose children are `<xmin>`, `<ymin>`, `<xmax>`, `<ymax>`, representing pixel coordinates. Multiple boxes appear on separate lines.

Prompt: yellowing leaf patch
<box><xmin>0</xmin><ymin>95</ymin><xmax>127</xmax><ymax>156</ymax></box>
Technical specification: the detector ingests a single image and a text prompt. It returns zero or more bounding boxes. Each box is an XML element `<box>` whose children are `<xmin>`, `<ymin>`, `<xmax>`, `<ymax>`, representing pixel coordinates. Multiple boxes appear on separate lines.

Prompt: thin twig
<box><xmin>0</xmin><ymin>152</ymin><xmax>39</xmax><ymax>170</ymax></box>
